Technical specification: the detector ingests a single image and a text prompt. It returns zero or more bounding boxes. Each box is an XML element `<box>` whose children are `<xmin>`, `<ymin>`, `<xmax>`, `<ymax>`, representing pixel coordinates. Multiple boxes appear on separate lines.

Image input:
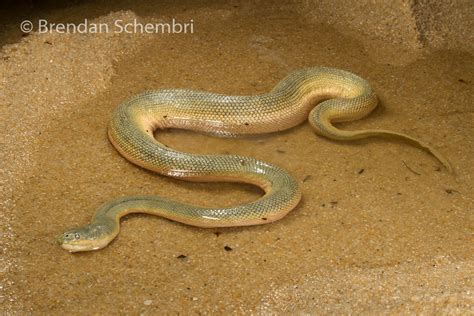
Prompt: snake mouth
<box><xmin>57</xmin><ymin>238</ymin><xmax>89</xmax><ymax>253</ymax></box>
<box><xmin>59</xmin><ymin>240</ymin><xmax>106</xmax><ymax>252</ymax></box>
<box><xmin>59</xmin><ymin>242</ymin><xmax>92</xmax><ymax>253</ymax></box>
<box><xmin>57</xmin><ymin>234</ymin><xmax>93</xmax><ymax>252</ymax></box>
<box><xmin>58</xmin><ymin>234</ymin><xmax>112</xmax><ymax>252</ymax></box>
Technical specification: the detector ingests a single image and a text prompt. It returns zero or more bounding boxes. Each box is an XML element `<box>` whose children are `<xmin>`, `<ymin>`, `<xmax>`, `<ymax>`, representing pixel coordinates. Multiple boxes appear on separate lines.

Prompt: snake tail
<box><xmin>309</xmin><ymin>97</ymin><xmax>452</xmax><ymax>172</ymax></box>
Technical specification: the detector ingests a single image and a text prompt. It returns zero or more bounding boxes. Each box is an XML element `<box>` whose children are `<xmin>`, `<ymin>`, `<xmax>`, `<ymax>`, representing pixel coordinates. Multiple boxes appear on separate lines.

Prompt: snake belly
<box><xmin>58</xmin><ymin>67</ymin><xmax>451</xmax><ymax>252</ymax></box>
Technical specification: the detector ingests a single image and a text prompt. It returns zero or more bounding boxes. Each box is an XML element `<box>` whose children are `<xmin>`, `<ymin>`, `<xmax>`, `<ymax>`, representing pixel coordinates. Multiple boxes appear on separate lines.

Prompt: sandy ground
<box><xmin>1</xmin><ymin>1</ymin><xmax>473</xmax><ymax>314</ymax></box>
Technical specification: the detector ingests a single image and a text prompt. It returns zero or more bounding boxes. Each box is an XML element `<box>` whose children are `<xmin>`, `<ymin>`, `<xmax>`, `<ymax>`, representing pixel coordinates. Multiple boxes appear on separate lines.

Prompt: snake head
<box><xmin>57</xmin><ymin>224</ymin><xmax>114</xmax><ymax>253</ymax></box>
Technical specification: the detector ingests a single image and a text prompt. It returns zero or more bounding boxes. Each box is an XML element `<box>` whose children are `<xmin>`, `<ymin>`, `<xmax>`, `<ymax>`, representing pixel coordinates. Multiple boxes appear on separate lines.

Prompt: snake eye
<box><xmin>74</xmin><ymin>233</ymin><xmax>80</xmax><ymax>240</ymax></box>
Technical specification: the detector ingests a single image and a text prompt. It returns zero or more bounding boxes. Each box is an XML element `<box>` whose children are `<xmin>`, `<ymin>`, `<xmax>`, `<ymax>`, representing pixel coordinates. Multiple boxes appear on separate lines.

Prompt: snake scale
<box><xmin>58</xmin><ymin>67</ymin><xmax>451</xmax><ymax>252</ymax></box>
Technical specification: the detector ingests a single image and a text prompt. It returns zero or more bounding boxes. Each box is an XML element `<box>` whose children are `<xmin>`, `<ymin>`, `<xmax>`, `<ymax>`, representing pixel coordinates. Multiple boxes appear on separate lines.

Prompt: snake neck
<box><xmin>92</xmin><ymin>197</ymin><xmax>151</xmax><ymax>225</ymax></box>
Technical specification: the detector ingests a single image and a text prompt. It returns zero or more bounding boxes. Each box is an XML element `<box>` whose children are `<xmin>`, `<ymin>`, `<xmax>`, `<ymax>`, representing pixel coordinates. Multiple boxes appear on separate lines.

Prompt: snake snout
<box><xmin>58</xmin><ymin>224</ymin><xmax>116</xmax><ymax>252</ymax></box>
<box><xmin>57</xmin><ymin>227</ymin><xmax>93</xmax><ymax>252</ymax></box>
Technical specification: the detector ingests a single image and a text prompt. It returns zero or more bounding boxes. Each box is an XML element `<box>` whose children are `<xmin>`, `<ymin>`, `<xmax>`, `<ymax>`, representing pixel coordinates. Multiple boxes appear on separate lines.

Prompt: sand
<box><xmin>1</xmin><ymin>1</ymin><xmax>473</xmax><ymax>314</ymax></box>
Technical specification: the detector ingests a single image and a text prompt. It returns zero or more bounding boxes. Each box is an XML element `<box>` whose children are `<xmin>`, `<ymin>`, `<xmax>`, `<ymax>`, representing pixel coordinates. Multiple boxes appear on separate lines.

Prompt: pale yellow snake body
<box><xmin>58</xmin><ymin>67</ymin><xmax>451</xmax><ymax>252</ymax></box>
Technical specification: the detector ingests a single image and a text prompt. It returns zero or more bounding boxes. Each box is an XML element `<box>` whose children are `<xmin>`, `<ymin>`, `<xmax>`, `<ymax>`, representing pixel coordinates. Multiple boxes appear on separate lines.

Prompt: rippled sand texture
<box><xmin>1</xmin><ymin>1</ymin><xmax>473</xmax><ymax>314</ymax></box>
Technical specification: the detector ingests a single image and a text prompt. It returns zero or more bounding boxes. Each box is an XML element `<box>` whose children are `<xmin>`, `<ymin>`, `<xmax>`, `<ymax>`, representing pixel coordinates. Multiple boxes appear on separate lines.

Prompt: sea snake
<box><xmin>58</xmin><ymin>67</ymin><xmax>451</xmax><ymax>252</ymax></box>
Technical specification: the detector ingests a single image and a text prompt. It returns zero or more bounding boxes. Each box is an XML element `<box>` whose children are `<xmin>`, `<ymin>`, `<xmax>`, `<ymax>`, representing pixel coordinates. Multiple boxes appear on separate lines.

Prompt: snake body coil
<box><xmin>58</xmin><ymin>67</ymin><xmax>451</xmax><ymax>252</ymax></box>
